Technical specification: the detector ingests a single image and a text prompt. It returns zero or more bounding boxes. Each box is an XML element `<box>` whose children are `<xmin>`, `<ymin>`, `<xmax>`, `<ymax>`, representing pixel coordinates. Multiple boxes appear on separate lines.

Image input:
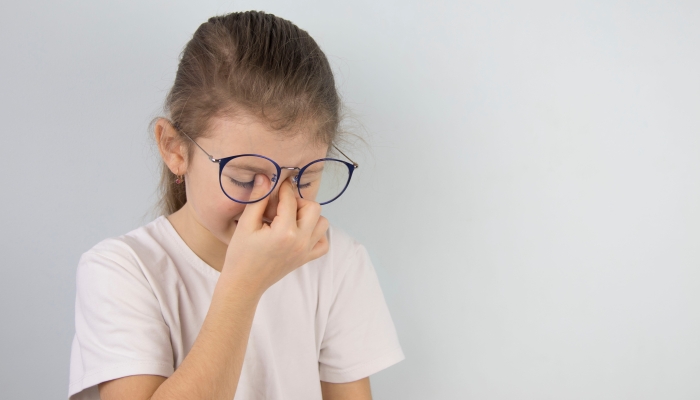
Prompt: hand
<box><xmin>221</xmin><ymin>174</ymin><xmax>329</xmax><ymax>295</ymax></box>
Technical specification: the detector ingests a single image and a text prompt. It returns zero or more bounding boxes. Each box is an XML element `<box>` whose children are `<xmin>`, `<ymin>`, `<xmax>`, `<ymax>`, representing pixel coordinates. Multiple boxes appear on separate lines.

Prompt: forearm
<box><xmin>150</xmin><ymin>272</ymin><xmax>263</xmax><ymax>400</ymax></box>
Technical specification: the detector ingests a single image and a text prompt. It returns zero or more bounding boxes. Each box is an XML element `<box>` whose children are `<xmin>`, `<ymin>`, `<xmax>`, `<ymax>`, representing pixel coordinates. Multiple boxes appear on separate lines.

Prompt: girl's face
<box><xmin>175</xmin><ymin>114</ymin><xmax>329</xmax><ymax>245</ymax></box>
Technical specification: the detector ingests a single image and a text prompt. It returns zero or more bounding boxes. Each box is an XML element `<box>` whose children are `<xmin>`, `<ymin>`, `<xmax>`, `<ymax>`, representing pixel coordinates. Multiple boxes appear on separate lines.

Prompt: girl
<box><xmin>68</xmin><ymin>10</ymin><xmax>404</xmax><ymax>400</ymax></box>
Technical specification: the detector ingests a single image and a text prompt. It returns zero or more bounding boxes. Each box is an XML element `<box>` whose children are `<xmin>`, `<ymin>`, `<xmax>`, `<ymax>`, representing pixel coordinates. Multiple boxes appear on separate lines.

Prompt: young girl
<box><xmin>68</xmin><ymin>10</ymin><xmax>404</xmax><ymax>400</ymax></box>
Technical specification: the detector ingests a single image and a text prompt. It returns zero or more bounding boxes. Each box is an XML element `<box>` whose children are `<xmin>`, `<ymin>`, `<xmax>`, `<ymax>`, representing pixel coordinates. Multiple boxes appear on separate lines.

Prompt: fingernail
<box><xmin>255</xmin><ymin>174</ymin><xmax>264</xmax><ymax>186</ymax></box>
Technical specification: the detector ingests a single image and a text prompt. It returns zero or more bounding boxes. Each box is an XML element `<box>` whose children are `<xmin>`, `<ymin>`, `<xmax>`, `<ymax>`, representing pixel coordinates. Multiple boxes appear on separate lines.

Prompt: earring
<box><xmin>174</xmin><ymin>170</ymin><xmax>184</xmax><ymax>184</ymax></box>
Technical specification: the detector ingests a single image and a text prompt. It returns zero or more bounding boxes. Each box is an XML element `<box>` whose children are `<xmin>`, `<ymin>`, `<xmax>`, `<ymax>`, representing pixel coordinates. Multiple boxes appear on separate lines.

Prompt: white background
<box><xmin>1</xmin><ymin>0</ymin><xmax>699</xmax><ymax>398</ymax></box>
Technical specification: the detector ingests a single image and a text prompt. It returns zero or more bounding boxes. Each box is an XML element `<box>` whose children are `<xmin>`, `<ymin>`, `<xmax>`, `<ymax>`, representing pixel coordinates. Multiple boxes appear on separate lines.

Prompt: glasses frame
<box><xmin>171</xmin><ymin>121</ymin><xmax>359</xmax><ymax>205</ymax></box>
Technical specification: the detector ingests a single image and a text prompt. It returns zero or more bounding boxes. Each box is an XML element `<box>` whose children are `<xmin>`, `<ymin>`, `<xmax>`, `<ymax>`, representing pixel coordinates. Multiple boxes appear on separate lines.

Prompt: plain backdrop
<box><xmin>1</xmin><ymin>0</ymin><xmax>699</xmax><ymax>399</ymax></box>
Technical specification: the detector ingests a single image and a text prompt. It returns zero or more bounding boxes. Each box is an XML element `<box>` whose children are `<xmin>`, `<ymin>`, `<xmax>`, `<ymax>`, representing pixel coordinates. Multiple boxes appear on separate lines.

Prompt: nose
<box><xmin>261</xmin><ymin>173</ymin><xmax>300</xmax><ymax>223</ymax></box>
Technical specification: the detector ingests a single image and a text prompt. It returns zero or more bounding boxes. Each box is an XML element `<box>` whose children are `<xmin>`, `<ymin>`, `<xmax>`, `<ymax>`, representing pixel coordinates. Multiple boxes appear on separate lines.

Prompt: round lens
<box><xmin>298</xmin><ymin>159</ymin><xmax>351</xmax><ymax>204</ymax></box>
<box><xmin>220</xmin><ymin>156</ymin><xmax>278</xmax><ymax>203</ymax></box>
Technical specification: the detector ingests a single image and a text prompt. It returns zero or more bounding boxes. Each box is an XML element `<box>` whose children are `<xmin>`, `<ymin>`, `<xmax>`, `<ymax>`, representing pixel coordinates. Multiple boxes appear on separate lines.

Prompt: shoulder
<box><xmin>327</xmin><ymin>223</ymin><xmax>357</xmax><ymax>247</ymax></box>
<box><xmin>77</xmin><ymin>216</ymin><xmax>173</xmax><ymax>280</ymax></box>
<box><xmin>326</xmin><ymin>223</ymin><xmax>364</xmax><ymax>260</ymax></box>
<box><xmin>318</xmin><ymin>223</ymin><xmax>373</xmax><ymax>280</ymax></box>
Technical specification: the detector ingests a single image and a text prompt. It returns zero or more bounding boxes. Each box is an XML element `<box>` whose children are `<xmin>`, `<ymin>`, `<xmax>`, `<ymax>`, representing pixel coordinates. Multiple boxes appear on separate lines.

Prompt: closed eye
<box><xmin>229</xmin><ymin>177</ymin><xmax>254</xmax><ymax>189</ymax></box>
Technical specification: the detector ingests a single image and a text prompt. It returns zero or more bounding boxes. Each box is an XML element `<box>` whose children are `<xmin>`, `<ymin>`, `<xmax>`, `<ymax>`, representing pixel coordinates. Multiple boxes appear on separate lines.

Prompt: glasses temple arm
<box><xmin>171</xmin><ymin>121</ymin><xmax>220</xmax><ymax>162</ymax></box>
<box><xmin>332</xmin><ymin>145</ymin><xmax>359</xmax><ymax>169</ymax></box>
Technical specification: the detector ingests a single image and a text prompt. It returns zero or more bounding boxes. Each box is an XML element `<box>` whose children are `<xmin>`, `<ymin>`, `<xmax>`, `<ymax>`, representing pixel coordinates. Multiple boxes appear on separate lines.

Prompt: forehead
<box><xmin>201</xmin><ymin>114</ymin><xmax>329</xmax><ymax>166</ymax></box>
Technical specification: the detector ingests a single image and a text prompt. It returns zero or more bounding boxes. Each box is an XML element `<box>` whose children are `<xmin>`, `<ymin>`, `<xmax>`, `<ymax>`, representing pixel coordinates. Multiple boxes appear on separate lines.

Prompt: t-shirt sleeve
<box><xmin>318</xmin><ymin>241</ymin><xmax>405</xmax><ymax>383</ymax></box>
<box><xmin>68</xmin><ymin>241</ymin><xmax>174</xmax><ymax>400</ymax></box>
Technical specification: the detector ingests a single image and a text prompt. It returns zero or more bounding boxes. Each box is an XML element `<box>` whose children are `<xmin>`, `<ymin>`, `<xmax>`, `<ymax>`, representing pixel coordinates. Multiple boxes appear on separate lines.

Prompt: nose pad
<box><xmin>271</xmin><ymin>174</ymin><xmax>299</xmax><ymax>186</ymax></box>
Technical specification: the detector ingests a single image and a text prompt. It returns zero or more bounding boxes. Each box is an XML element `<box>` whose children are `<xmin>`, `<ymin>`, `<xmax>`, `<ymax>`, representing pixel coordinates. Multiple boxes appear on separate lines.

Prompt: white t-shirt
<box><xmin>68</xmin><ymin>216</ymin><xmax>404</xmax><ymax>400</ymax></box>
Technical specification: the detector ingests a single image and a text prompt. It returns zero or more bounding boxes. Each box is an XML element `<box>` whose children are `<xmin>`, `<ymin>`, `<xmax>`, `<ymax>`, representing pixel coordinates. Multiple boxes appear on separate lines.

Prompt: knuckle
<box><xmin>317</xmin><ymin>216</ymin><xmax>329</xmax><ymax>230</ymax></box>
<box><xmin>309</xmin><ymin>202</ymin><xmax>321</xmax><ymax>214</ymax></box>
<box><xmin>314</xmin><ymin>240</ymin><xmax>330</xmax><ymax>258</ymax></box>
<box><xmin>319</xmin><ymin>236</ymin><xmax>329</xmax><ymax>249</ymax></box>
<box><xmin>279</xmin><ymin>227</ymin><xmax>297</xmax><ymax>243</ymax></box>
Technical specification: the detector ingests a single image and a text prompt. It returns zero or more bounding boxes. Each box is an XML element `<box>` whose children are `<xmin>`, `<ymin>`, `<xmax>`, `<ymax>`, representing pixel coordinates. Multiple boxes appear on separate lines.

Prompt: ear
<box><xmin>155</xmin><ymin>118</ymin><xmax>188</xmax><ymax>175</ymax></box>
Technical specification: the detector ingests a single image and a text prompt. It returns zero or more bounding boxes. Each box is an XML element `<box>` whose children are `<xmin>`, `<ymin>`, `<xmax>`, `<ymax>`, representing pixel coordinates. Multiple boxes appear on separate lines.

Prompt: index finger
<box><xmin>295</xmin><ymin>196</ymin><xmax>322</xmax><ymax>235</ymax></box>
<box><xmin>236</xmin><ymin>173</ymin><xmax>272</xmax><ymax>232</ymax></box>
<box><xmin>270</xmin><ymin>179</ymin><xmax>299</xmax><ymax>229</ymax></box>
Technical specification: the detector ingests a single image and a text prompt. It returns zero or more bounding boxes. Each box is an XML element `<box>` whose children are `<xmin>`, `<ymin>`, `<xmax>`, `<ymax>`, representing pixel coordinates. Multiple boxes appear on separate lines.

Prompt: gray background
<box><xmin>1</xmin><ymin>0</ymin><xmax>699</xmax><ymax>399</ymax></box>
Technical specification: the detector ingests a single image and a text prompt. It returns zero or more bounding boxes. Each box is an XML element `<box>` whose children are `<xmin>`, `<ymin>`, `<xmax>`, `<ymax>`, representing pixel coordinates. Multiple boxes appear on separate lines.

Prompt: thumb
<box><xmin>236</xmin><ymin>173</ymin><xmax>271</xmax><ymax>231</ymax></box>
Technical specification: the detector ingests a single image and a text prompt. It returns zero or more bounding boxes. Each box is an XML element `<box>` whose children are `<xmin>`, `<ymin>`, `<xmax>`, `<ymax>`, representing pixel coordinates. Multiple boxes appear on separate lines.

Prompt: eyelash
<box><xmin>228</xmin><ymin>177</ymin><xmax>312</xmax><ymax>189</ymax></box>
<box><xmin>230</xmin><ymin>178</ymin><xmax>254</xmax><ymax>189</ymax></box>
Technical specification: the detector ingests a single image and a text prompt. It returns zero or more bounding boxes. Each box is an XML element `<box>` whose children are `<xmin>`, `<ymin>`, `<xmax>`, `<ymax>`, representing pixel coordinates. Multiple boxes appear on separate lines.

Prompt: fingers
<box><xmin>304</xmin><ymin>214</ymin><xmax>329</xmax><ymax>262</ymax></box>
<box><xmin>308</xmin><ymin>215</ymin><xmax>329</xmax><ymax>246</ymax></box>
<box><xmin>236</xmin><ymin>174</ymin><xmax>271</xmax><ymax>231</ymax></box>
<box><xmin>307</xmin><ymin>230</ymin><xmax>330</xmax><ymax>261</ymax></box>
<box><xmin>296</xmin><ymin>197</ymin><xmax>322</xmax><ymax>235</ymax></box>
<box><xmin>270</xmin><ymin>179</ymin><xmax>298</xmax><ymax>229</ymax></box>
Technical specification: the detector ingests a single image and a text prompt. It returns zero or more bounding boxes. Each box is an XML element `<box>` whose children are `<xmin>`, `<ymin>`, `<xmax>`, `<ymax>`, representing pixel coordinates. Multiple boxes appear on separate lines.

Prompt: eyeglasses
<box><xmin>172</xmin><ymin>121</ymin><xmax>358</xmax><ymax>205</ymax></box>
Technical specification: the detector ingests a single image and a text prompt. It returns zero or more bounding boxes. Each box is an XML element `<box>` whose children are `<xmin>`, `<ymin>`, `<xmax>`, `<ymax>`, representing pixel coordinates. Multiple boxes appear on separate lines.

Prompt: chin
<box><xmin>218</xmin><ymin>221</ymin><xmax>238</xmax><ymax>246</ymax></box>
<box><xmin>199</xmin><ymin>215</ymin><xmax>237</xmax><ymax>246</ymax></box>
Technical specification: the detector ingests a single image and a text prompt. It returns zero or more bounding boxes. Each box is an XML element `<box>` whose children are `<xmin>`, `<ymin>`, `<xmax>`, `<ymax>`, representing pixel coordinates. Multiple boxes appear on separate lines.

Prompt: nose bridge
<box><xmin>280</xmin><ymin>166</ymin><xmax>301</xmax><ymax>178</ymax></box>
<box><xmin>275</xmin><ymin>167</ymin><xmax>301</xmax><ymax>189</ymax></box>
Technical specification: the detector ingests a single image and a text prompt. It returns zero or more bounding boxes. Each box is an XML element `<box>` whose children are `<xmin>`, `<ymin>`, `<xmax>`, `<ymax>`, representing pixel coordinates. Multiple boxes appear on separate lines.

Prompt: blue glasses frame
<box><xmin>172</xmin><ymin>121</ymin><xmax>359</xmax><ymax>205</ymax></box>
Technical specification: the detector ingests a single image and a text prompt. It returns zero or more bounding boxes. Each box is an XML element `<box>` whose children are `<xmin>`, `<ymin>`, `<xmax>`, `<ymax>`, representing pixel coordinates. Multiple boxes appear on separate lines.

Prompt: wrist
<box><xmin>217</xmin><ymin>268</ymin><xmax>267</xmax><ymax>301</ymax></box>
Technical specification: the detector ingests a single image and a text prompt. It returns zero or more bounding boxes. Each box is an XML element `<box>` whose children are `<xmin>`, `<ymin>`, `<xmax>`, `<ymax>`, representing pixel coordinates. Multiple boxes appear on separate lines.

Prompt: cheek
<box><xmin>195</xmin><ymin>198</ymin><xmax>245</xmax><ymax>245</ymax></box>
<box><xmin>301</xmin><ymin>185</ymin><xmax>320</xmax><ymax>202</ymax></box>
<box><xmin>207</xmin><ymin>196</ymin><xmax>245</xmax><ymax>233</ymax></box>
<box><xmin>220</xmin><ymin>198</ymin><xmax>246</xmax><ymax>220</ymax></box>
<box><xmin>187</xmin><ymin>175</ymin><xmax>246</xmax><ymax>242</ymax></box>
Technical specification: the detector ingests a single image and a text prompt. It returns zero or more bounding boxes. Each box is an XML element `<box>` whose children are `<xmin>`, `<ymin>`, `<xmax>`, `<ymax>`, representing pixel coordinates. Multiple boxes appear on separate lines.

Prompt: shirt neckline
<box><xmin>155</xmin><ymin>215</ymin><xmax>222</xmax><ymax>280</ymax></box>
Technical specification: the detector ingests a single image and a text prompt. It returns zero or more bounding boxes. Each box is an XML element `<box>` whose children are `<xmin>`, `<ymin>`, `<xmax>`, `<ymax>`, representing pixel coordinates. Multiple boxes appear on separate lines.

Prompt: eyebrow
<box><xmin>222</xmin><ymin>162</ymin><xmax>325</xmax><ymax>175</ymax></box>
<box><xmin>302</xmin><ymin>164</ymin><xmax>324</xmax><ymax>174</ymax></box>
<box><xmin>222</xmin><ymin>164</ymin><xmax>271</xmax><ymax>174</ymax></box>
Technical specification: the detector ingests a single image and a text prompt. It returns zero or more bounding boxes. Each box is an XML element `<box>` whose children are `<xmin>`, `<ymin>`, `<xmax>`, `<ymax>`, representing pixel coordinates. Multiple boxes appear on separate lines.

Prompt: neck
<box><xmin>166</xmin><ymin>203</ymin><xmax>227</xmax><ymax>273</ymax></box>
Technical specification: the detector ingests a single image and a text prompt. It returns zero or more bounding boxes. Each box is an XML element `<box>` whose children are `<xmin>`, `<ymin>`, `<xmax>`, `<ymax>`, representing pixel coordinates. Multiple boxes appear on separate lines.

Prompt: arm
<box><xmin>99</xmin><ymin>274</ymin><xmax>263</xmax><ymax>400</ymax></box>
<box><xmin>99</xmin><ymin>178</ymin><xmax>328</xmax><ymax>400</ymax></box>
<box><xmin>321</xmin><ymin>377</ymin><xmax>372</xmax><ymax>400</ymax></box>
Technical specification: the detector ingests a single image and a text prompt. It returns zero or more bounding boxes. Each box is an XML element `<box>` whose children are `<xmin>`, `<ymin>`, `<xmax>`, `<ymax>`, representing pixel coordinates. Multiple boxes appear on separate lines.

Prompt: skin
<box><xmin>97</xmin><ymin>113</ymin><xmax>372</xmax><ymax>400</ymax></box>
